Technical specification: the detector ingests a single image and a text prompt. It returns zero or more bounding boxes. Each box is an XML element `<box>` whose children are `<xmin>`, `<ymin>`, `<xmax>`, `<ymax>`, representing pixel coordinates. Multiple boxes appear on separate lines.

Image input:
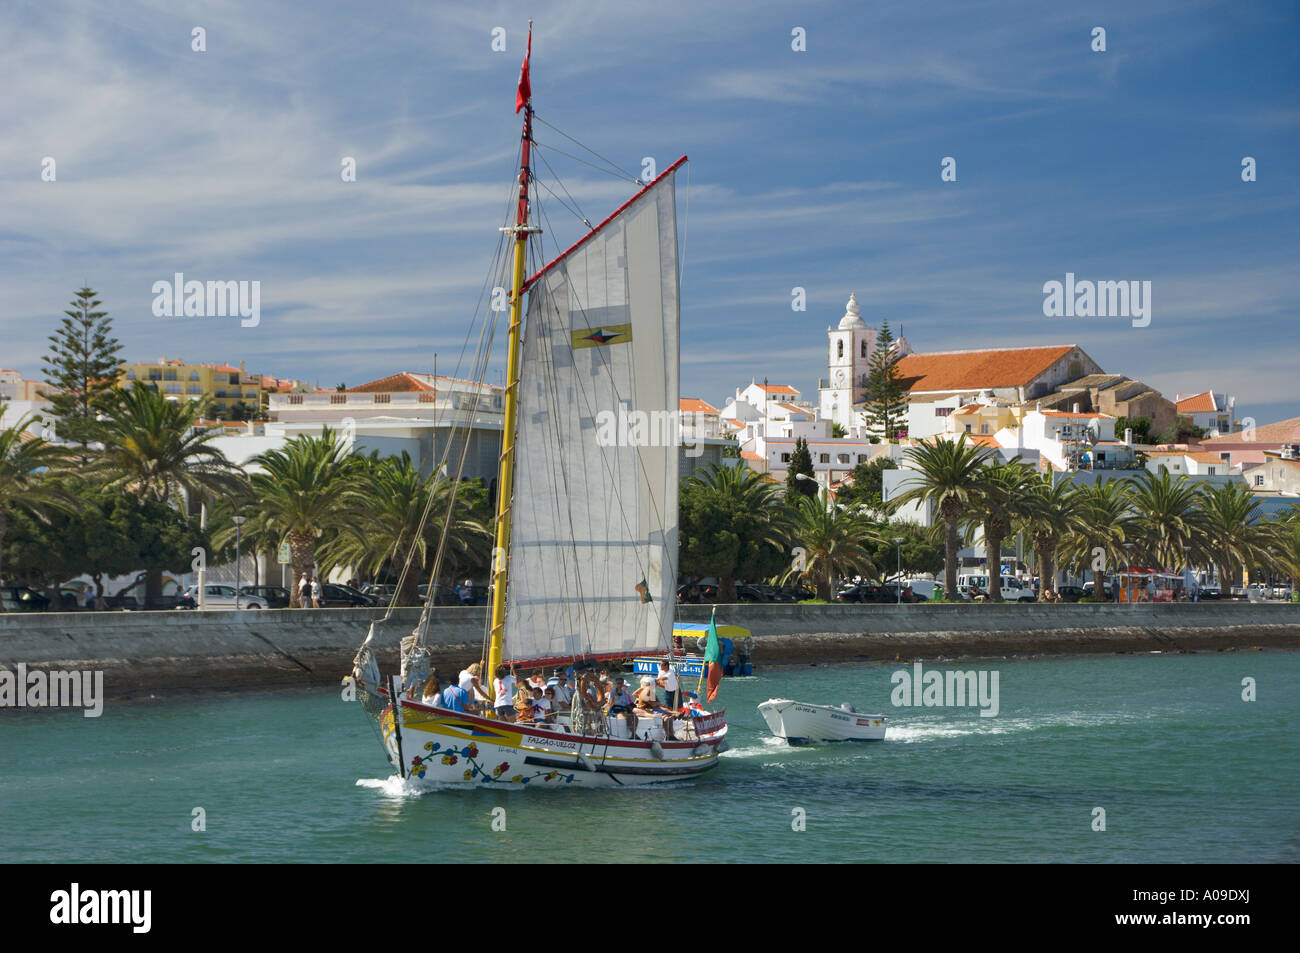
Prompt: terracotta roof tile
<box><xmin>1201</xmin><ymin>417</ymin><xmax>1300</xmax><ymax>445</ymax></box>
<box><xmin>1176</xmin><ymin>391</ymin><xmax>1217</xmax><ymax>413</ymax></box>
<box><xmin>679</xmin><ymin>398</ymin><xmax>719</xmax><ymax>414</ymax></box>
<box><xmin>896</xmin><ymin>345</ymin><xmax>1078</xmax><ymax>392</ymax></box>
<box><xmin>757</xmin><ymin>384</ymin><xmax>799</xmax><ymax>394</ymax></box>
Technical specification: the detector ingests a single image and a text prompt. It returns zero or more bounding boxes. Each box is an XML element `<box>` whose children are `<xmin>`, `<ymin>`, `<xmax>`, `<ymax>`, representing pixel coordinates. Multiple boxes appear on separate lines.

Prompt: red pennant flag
<box><xmin>515</xmin><ymin>29</ymin><xmax>531</xmax><ymax>113</ymax></box>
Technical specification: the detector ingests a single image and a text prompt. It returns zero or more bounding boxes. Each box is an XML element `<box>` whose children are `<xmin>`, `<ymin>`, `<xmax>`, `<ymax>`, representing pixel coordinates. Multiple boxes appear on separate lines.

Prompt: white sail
<box><xmin>504</xmin><ymin>167</ymin><xmax>682</xmax><ymax>664</ymax></box>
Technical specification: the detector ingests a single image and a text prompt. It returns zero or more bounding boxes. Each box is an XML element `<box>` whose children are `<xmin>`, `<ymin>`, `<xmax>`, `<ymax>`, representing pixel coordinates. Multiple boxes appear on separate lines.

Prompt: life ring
<box><xmin>696</xmin><ymin>636</ymin><xmax>708</xmax><ymax>652</ymax></box>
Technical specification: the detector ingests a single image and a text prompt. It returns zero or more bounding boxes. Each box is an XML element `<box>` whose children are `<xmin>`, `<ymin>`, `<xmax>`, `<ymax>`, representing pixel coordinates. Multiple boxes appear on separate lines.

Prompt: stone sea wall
<box><xmin>1</xmin><ymin>602</ymin><xmax>1295</xmax><ymax>700</ymax></box>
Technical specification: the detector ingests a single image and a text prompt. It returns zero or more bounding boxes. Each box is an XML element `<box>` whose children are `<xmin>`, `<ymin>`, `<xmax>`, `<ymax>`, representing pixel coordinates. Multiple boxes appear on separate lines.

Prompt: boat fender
<box><xmin>576</xmin><ymin>754</ymin><xmax>595</xmax><ymax>772</ymax></box>
<box><xmin>650</xmin><ymin>741</ymin><xmax>664</xmax><ymax>760</ymax></box>
<box><xmin>744</xmin><ymin>636</ymin><xmax>755</xmax><ymax>654</ymax></box>
<box><xmin>696</xmin><ymin>636</ymin><xmax>707</xmax><ymax>652</ymax></box>
<box><xmin>691</xmin><ymin>744</ymin><xmax>710</xmax><ymax>757</ymax></box>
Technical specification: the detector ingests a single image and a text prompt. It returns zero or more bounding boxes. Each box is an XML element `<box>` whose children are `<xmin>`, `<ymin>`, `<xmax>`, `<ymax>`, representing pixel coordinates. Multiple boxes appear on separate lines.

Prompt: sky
<box><xmin>2</xmin><ymin>0</ymin><xmax>1297</xmax><ymax>422</ymax></box>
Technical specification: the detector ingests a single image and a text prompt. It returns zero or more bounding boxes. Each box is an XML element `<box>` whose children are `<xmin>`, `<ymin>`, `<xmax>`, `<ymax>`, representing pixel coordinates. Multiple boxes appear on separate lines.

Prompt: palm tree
<box><xmin>0</xmin><ymin>409</ymin><xmax>75</xmax><ymax>582</ymax></box>
<box><xmin>92</xmin><ymin>384</ymin><xmax>244</xmax><ymax>605</ymax></box>
<box><xmin>779</xmin><ymin>492</ymin><xmax>880</xmax><ymax>600</ymax></box>
<box><xmin>1058</xmin><ymin>479</ymin><xmax>1132</xmax><ymax>598</ymax></box>
<box><xmin>890</xmin><ymin>436</ymin><xmax>996</xmax><ymax>599</ymax></box>
<box><xmin>1019</xmin><ymin>473</ymin><xmax>1078</xmax><ymax>594</ymax></box>
<box><xmin>1126</xmin><ymin>468</ymin><xmax>1207</xmax><ymax>571</ymax></box>
<box><xmin>94</xmin><ymin>382</ymin><xmax>243</xmax><ymax>505</ymax></box>
<box><xmin>1199</xmin><ymin>481</ymin><xmax>1271</xmax><ymax>593</ymax></box>
<box><xmin>970</xmin><ymin>460</ymin><xmax>1038</xmax><ymax>601</ymax></box>
<box><xmin>320</xmin><ymin>452</ymin><xmax>490</xmax><ymax>605</ymax></box>
<box><xmin>246</xmin><ymin>429</ymin><xmax>357</xmax><ymax>607</ymax></box>
<box><xmin>680</xmin><ymin>463</ymin><xmax>788</xmax><ymax>602</ymax></box>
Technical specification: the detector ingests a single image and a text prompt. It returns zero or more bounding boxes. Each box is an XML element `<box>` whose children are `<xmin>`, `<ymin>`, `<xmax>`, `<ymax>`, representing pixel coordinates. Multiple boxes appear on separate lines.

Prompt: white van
<box><xmin>956</xmin><ymin>573</ymin><xmax>1036</xmax><ymax>603</ymax></box>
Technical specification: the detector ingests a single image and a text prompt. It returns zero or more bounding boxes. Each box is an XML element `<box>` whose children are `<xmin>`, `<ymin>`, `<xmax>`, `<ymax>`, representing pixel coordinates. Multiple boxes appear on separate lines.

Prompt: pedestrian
<box><xmin>298</xmin><ymin>573</ymin><xmax>311</xmax><ymax>608</ymax></box>
<box><xmin>310</xmin><ymin>575</ymin><xmax>323</xmax><ymax>608</ymax></box>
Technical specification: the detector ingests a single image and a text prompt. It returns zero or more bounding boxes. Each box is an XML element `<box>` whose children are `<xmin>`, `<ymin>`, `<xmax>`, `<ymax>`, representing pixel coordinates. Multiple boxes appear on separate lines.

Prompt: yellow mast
<box><xmin>487</xmin><ymin>26</ymin><xmax>535</xmax><ymax>692</ymax></box>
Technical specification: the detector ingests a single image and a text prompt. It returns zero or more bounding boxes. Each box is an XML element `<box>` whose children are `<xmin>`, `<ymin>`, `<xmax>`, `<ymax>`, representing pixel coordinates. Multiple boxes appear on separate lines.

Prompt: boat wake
<box><xmin>355</xmin><ymin>775</ymin><xmax>452</xmax><ymax>797</ymax></box>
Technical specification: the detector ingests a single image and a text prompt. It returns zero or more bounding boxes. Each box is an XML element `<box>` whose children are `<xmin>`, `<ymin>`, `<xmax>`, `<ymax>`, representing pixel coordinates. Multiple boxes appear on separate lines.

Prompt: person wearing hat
<box><xmin>633</xmin><ymin>675</ymin><xmax>659</xmax><ymax>711</ymax></box>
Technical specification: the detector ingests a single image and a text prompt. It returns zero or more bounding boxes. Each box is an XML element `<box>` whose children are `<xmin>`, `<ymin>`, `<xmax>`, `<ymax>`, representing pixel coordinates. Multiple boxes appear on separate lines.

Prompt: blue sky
<box><xmin>2</xmin><ymin>0</ymin><xmax>1297</xmax><ymax>422</ymax></box>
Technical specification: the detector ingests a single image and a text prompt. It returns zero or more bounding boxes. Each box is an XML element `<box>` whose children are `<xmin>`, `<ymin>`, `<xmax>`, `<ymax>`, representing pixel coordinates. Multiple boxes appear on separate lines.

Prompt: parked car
<box><xmin>241</xmin><ymin>586</ymin><xmax>291</xmax><ymax>608</ymax></box>
<box><xmin>835</xmin><ymin>583</ymin><xmax>888</xmax><ymax>603</ymax></box>
<box><xmin>1055</xmin><ymin>585</ymin><xmax>1086</xmax><ymax>602</ymax></box>
<box><xmin>178</xmin><ymin>584</ymin><xmax>267</xmax><ymax>609</ymax></box>
<box><xmin>1</xmin><ymin>584</ymin><xmax>51</xmax><ymax>612</ymax></box>
<box><xmin>321</xmin><ymin>584</ymin><xmax>376</xmax><ymax>607</ymax></box>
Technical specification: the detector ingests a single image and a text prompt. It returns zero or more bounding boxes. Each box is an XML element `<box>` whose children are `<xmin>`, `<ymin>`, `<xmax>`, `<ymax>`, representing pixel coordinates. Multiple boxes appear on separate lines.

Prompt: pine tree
<box><xmin>785</xmin><ymin>437</ymin><xmax>817</xmax><ymax>500</ymax></box>
<box><xmin>41</xmin><ymin>288</ymin><xmax>123</xmax><ymax>454</ymax></box>
<box><xmin>861</xmin><ymin>321</ymin><xmax>908</xmax><ymax>441</ymax></box>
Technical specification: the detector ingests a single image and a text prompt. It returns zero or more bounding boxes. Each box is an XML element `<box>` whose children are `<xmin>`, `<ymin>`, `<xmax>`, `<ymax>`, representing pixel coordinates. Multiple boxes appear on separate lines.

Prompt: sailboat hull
<box><xmin>380</xmin><ymin>696</ymin><xmax>728</xmax><ymax>788</ymax></box>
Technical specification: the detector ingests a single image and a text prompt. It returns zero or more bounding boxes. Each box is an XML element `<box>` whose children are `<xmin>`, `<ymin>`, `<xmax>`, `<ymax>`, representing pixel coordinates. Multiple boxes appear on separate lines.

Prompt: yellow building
<box><xmin>118</xmin><ymin>358</ymin><xmax>267</xmax><ymax>417</ymax></box>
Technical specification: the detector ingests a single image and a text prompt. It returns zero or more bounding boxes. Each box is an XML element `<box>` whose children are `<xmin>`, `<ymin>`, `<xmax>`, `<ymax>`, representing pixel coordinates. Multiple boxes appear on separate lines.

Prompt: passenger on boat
<box><xmin>633</xmin><ymin>675</ymin><xmax>659</xmax><ymax>710</ymax></box>
<box><xmin>656</xmin><ymin>660</ymin><xmax>678</xmax><ymax>709</ymax></box>
<box><xmin>579</xmin><ymin>672</ymin><xmax>605</xmax><ymax>707</ymax></box>
<box><xmin>546</xmin><ymin>685</ymin><xmax>569</xmax><ymax>715</ymax></box>
<box><xmin>493</xmin><ymin>664</ymin><xmax>519</xmax><ymax>721</ymax></box>
<box><xmin>420</xmin><ymin>670</ymin><xmax>442</xmax><ymax>707</ymax></box>
<box><xmin>440</xmin><ymin>678</ymin><xmax>476</xmax><ymax>714</ymax></box>
<box><xmin>527</xmin><ymin>671</ymin><xmax>547</xmax><ymax>691</ymax></box>
<box><xmin>549</xmin><ymin>669</ymin><xmax>574</xmax><ymax>707</ymax></box>
<box><xmin>531</xmin><ymin>686</ymin><xmax>553</xmax><ymax>725</ymax></box>
<box><xmin>605</xmin><ymin>676</ymin><xmax>637</xmax><ymax>736</ymax></box>
<box><xmin>514</xmin><ymin>683</ymin><xmax>535</xmax><ymax>723</ymax></box>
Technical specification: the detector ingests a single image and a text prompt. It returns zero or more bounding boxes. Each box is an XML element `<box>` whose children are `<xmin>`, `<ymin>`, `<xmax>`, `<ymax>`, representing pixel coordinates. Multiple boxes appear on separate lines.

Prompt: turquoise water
<box><xmin>2</xmin><ymin>651</ymin><xmax>1296</xmax><ymax>863</ymax></box>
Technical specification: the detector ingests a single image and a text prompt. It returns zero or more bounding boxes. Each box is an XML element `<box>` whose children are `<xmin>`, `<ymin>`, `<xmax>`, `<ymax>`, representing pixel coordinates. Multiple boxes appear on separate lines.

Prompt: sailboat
<box><xmin>350</xmin><ymin>28</ymin><xmax>728</xmax><ymax>787</ymax></box>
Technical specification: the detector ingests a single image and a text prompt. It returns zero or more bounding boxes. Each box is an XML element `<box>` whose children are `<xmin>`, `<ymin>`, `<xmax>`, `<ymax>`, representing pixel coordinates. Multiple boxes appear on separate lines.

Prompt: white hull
<box><xmin>380</xmin><ymin>694</ymin><xmax>728</xmax><ymax>788</ymax></box>
<box><xmin>758</xmin><ymin>698</ymin><xmax>886</xmax><ymax>745</ymax></box>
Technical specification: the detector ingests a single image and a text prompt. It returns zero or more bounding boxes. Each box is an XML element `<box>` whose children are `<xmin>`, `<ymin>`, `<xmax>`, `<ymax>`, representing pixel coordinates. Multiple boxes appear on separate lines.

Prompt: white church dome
<box><xmin>837</xmin><ymin>293</ymin><xmax>866</xmax><ymax>330</ymax></box>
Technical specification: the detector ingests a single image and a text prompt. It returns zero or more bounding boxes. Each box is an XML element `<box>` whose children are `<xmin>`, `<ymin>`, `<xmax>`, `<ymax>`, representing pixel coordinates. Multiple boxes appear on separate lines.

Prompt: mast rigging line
<box><xmin>531</xmin><ymin>113</ymin><xmax>642</xmax><ymax>183</ymax></box>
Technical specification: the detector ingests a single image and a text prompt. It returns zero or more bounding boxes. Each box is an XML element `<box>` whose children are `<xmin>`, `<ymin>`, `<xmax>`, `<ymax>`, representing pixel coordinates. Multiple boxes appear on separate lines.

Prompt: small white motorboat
<box><xmin>758</xmin><ymin>699</ymin><xmax>887</xmax><ymax>745</ymax></box>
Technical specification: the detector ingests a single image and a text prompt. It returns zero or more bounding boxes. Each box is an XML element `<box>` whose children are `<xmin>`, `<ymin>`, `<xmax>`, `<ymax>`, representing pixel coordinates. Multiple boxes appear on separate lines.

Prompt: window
<box><xmin>860</xmin><ymin>341</ymin><xmax>867</xmax><ymax>358</ymax></box>
<box><xmin>164</xmin><ymin>370</ymin><xmax>177</xmax><ymax>381</ymax></box>
<box><xmin>288</xmin><ymin>395</ymin><xmax>303</xmax><ymax>405</ymax></box>
<box><xmin>837</xmin><ymin>454</ymin><xmax>850</xmax><ymax>464</ymax></box>
<box><xmin>329</xmin><ymin>394</ymin><xmax>347</xmax><ymax>405</ymax></box>
<box><xmin>935</xmin><ymin>407</ymin><xmax>953</xmax><ymax>417</ymax></box>
<box><xmin>980</xmin><ymin>424</ymin><xmax>990</xmax><ymax>434</ymax></box>
<box><xmin>836</xmin><ymin>341</ymin><xmax>843</xmax><ymax>359</ymax></box>
<box><xmin>780</xmin><ymin>453</ymin><xmax>791</xmax><ymax>463</ymax></box>
<box><xmin>148</xmin><ymin>369</ymin><xmax>162</xmax><ymax>381</ymax></box>
<box><xmin>188</xmin><ymin>385</ymin><xmax>200</xmax><ymax>395</ymax></box>
<box><xmin>418</xmin><ymin>393</ymin><xmax>435</xmax><ymax>403</ymax></box>
<box><xmin>493</xmin><ymin>396</ymin><xmax>503</xmax><ymax>408</ymax></box>
<box><xmin>190</xmin><ymin>371</ymin><xmax>199</xmax><ymax>381</ymax></box>
<box><xmin>1255</xmin><ymin>475</ymin><xmax>1264</xmax><ymax>486</ymax></box>
<box><xmin>215</xmin><ymin>389</ymin><xmax>227</xmax><ymax>398</ymax></box>
<box><xmin>1207</xmin><ymin>466</ymin><xmax>1217</xmax><ymax>476</ymax></box>
<box><xmin>857</xmin><ymin>454</ymin><xmax>867</xmax><ymax>463</ymax></box>
<box><xmin>229</xmin><ymin>374</ymin><xmax>240</xmax><ymax>385</ymax></box>
<box><xmin>373</xmin><ymin>394</ymin><xmax>391</xmax><ymax>404</ymax></box>
<box><xmin>964</xmin><ymin>424</ymin><xmax>972</xmax><ymax>434</ymax></box>
<box><xmin>819</xmin><ymin>454</ymin><xmax>830</xmax><ymax>463</ymax></box>
<box><xmin>1220</xmin><ymin>452</ymin><xmax>1231</xmax><ymax>462</ymax></box>
<box><xmin>165</xmin><ymin>384</ymin><xmax>180</xmax><ymax>394</ymax></box>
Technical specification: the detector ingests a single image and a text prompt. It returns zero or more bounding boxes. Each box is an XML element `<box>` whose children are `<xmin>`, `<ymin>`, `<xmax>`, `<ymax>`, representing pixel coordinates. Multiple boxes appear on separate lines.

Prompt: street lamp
<box><xmin>894</xmin><ymin>537</ymin><xmax>905</xmax><ymax>604</ymax></box>
<box><xmin>232</xmin><ymin>515</ymin><xmax>248</xmax><ymax>609</ymax></box>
